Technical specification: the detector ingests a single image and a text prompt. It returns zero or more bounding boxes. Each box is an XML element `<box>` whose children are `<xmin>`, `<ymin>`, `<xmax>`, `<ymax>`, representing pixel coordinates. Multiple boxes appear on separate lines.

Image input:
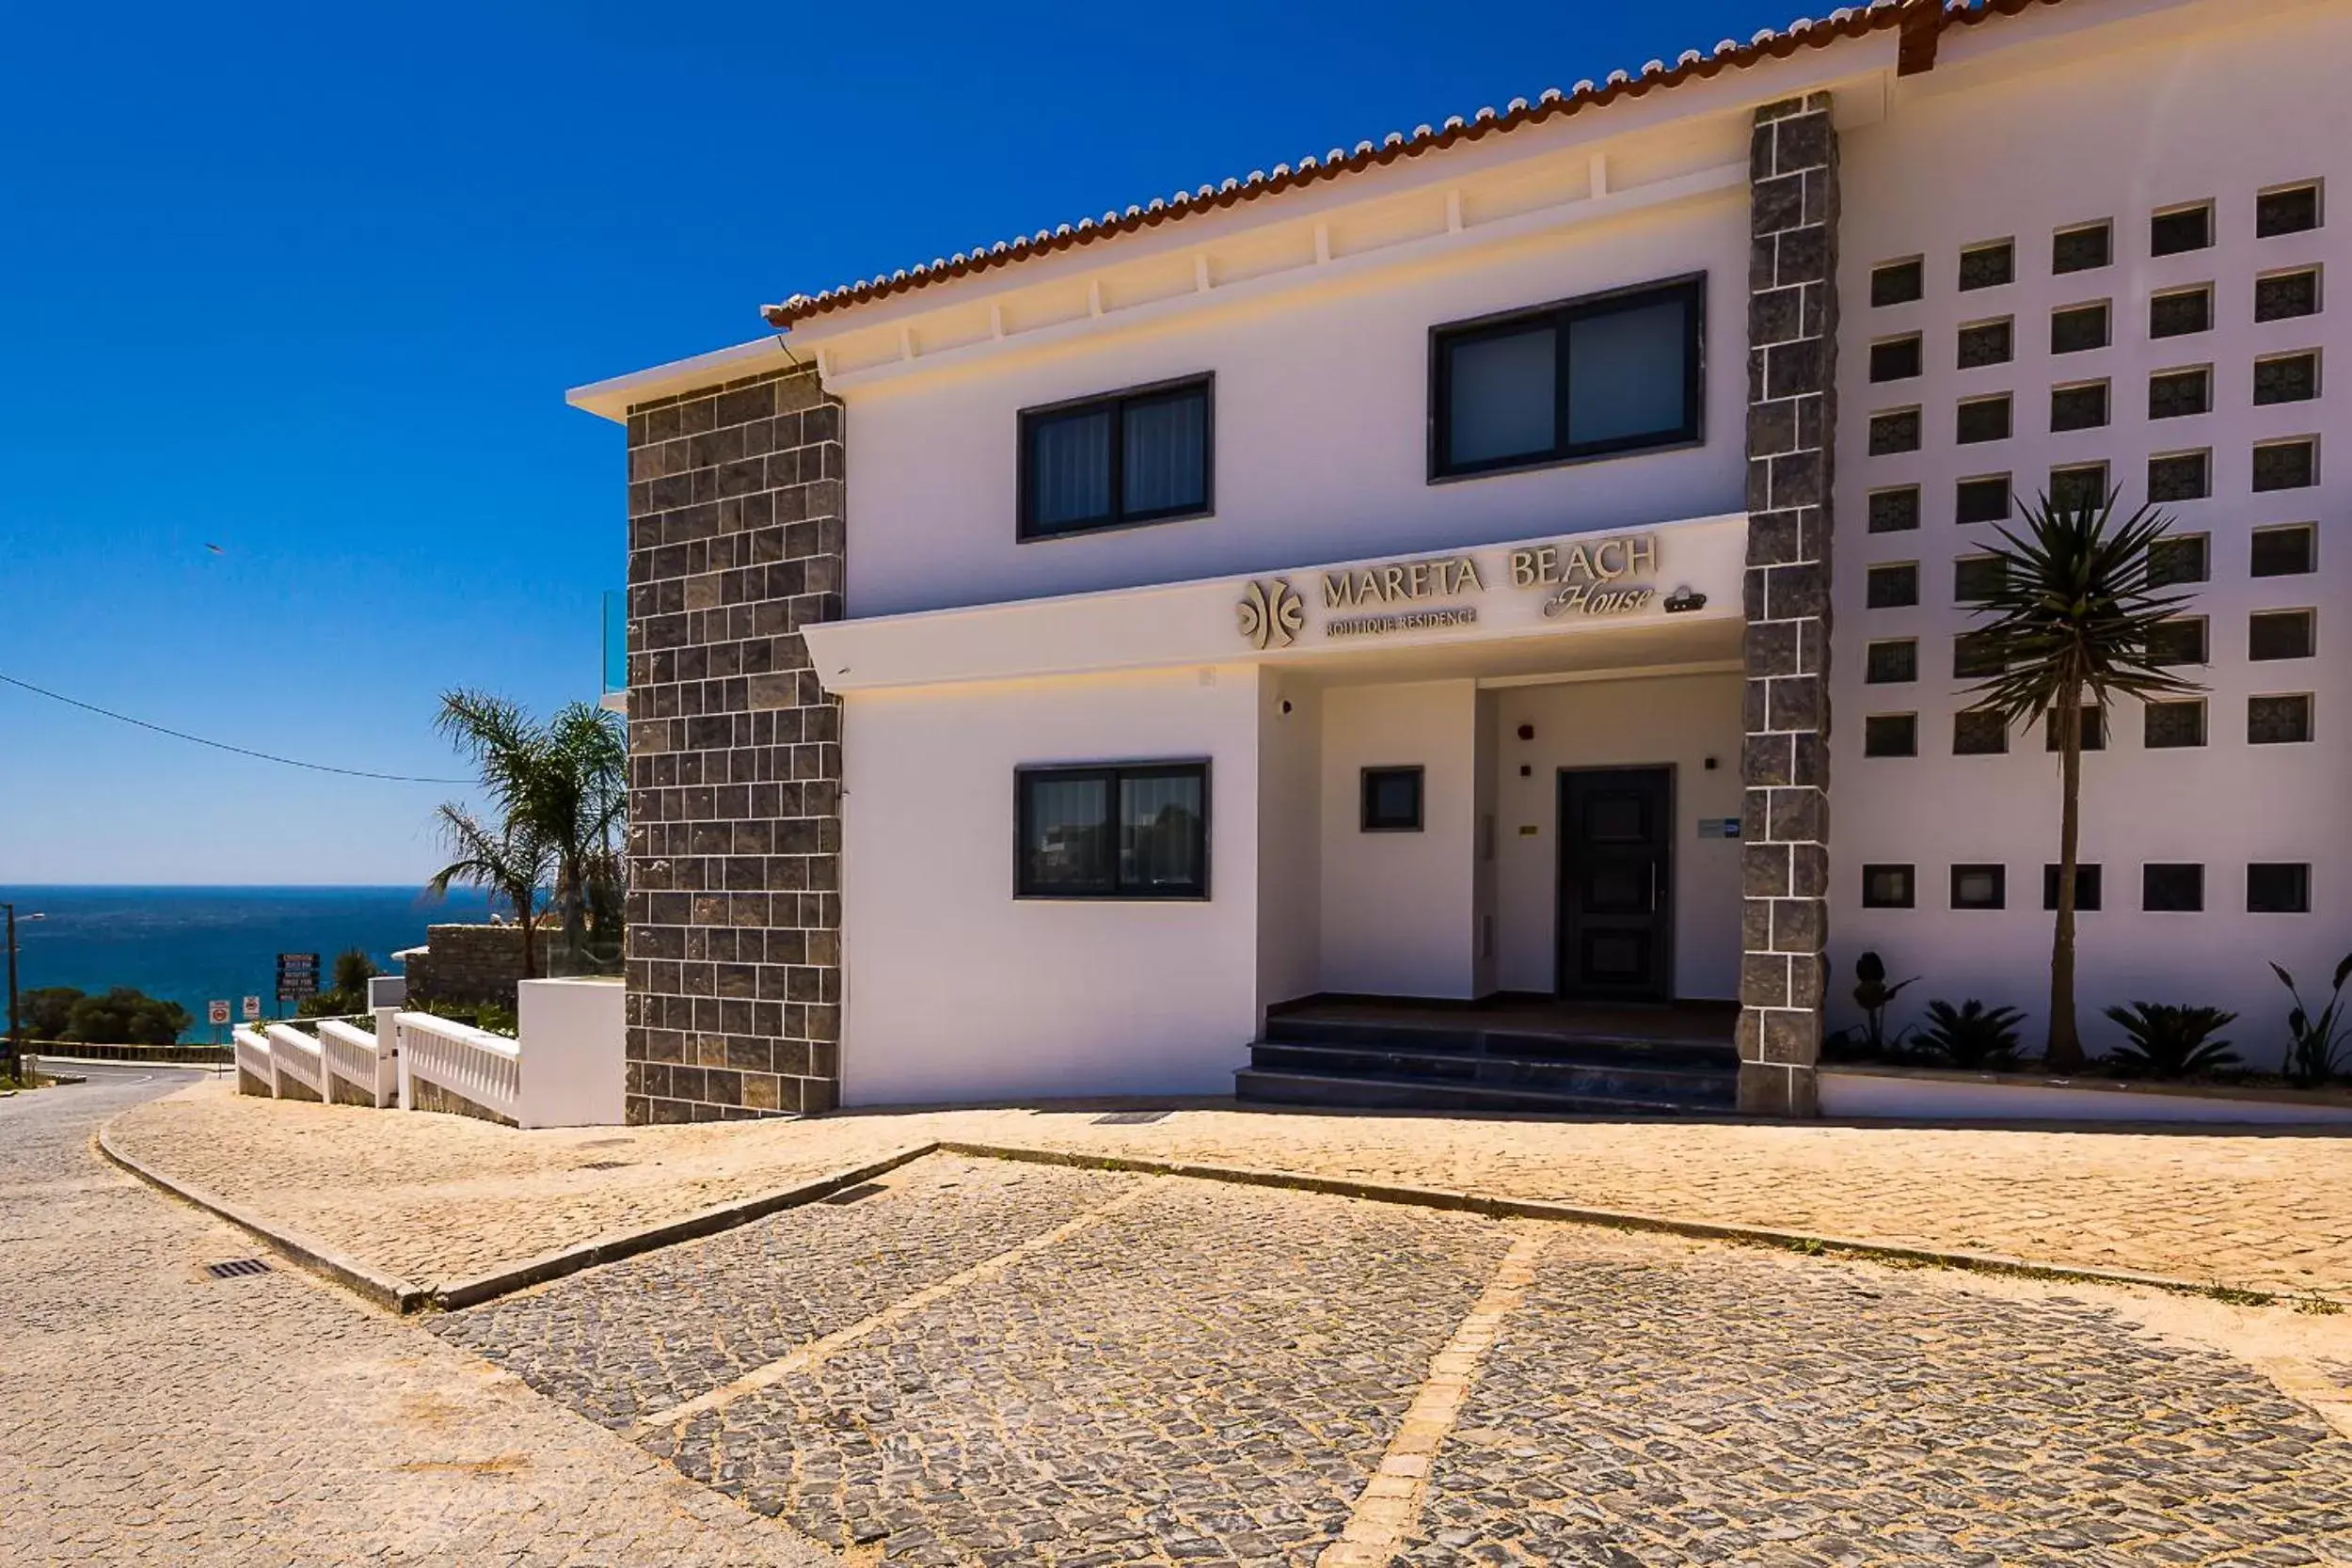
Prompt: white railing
<box><xmin>396</xmin><ymin>1010</ymin><xmax>522</xmax><ymax>1124</ymax></box>
<box><xmin>263</xmin><ymin>1023</ymin><xmax>326</xmax><ymax>1100</ymax></box>
<box><xmin>319</xmin><ymin>1012</ymin><xmax>398</xmax><ymax>1108</ymax></box>
<box><xmin>232</xmin><ymin>1026</ymin><xmax>275</xmax><ymax>1095</ymax></box>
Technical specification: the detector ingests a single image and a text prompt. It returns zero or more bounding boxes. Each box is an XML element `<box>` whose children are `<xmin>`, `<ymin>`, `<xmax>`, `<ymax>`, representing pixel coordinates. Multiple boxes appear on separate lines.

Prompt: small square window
<box><xmin>1951</xmin><ymin>864</ymin><xmax>2007</xmax><ymax>911</ymax></box>
<box><xmin>2150</xmin><ymin>616</ymin><xmax>2208</xmax><ymax>666</ymax></box>
<box><xmin>2049</xmin><ymin>463</ymin><xmax>2109</xmax><ymax>512</ymax></box>
<box><xmin>1959</xmin><ymin>241</ymin><xmax>2015</xmax><ymax>292</ymax></box>
<box><xmin>1956</xmin><ymin>395</ymin><xmax>2012</xmax><ymax>445</ymax></box>
<box><xmin>1954</xmin><ymin>555</ymin><xmax>2008</xmax><ymax>602</ymax></box>
<box><xmin>2151</xmin><ymin>203</ymin><xmax>2214</xmax><ymax>257</ymax></box>
<box><xmin>1866</xmin><ymin>640</ymin><xmax>1919</xmax><ymax>684</ymax></box>
<box><xmin>1953</xmin><ymin>632</ymin><xmax>2006</xmax><ymax>679</ymax></box>
<box><xmin>1957</xmin><ymin>319</ymin><xmax>2015</xmax><ymax>370</ymax></box>
<box><xmin>2150</xmin><ymin>287</ymin><xmax>2213</xmax><ymax>339</ymax></box>
<box><xmin>2147</xmin><ymin>534</ymin><xmax>2208</xmax><ymax>586</ymax></box>
<box><xmin>1867</xmin><ymin>562</ymin><xmax>1920</xmax><ymax>609</ymax></box>
<box><xmin>2148</xmin><ymin>366</ymin><xmax>2212</xmax><ymax>420</ymax></box>
<box><xmin>2049</xmin><ymin>382</ymin><xmax>2109</xmax><ymax>433</ymax></box>
<box><xmin>2051</xmin><ymin>302</ymin><xmax>2110</xmax><ymax>355</ymax></box>
<box><xmin>1868</xmin><ymin>486</ymin><xmax>1922</xmax><ymax>534</ymax></box>
<box><xmin>2249</xmin><ymin>693</ymin><xmax>2314</xmax><ymax>744</ymax></box>
<box><xmin>1869</xmin><ymin>408</ymin><xmax>1922</xmax><ymax>456</ymax></box>
<box><xmin>1360</xmin><ymin>767</ymin><xmax>1425</xmax><ymax>832</ymax></box>
<box><xmin>2255</xmin><ymin>352</ymin><xmax>2320</xmax><ymax>405</ymax></box>
<box><xmin>2253</xmin><ymin>438</ymin><xmax>2318</xmax><ymax>493</ymax></box>
<box><xmin>2043</xmin><ymin>863</ymin><xmax>2103</xmax><ymax>912</ymax></box>
<box><xmin>1864</xmin><ymin>714</ymin><xmax>1919</xmax><ymax>758</ymax></box>
<box><xmin>2053</xmin><ymin>221</ymin><xmax>2113</xmax><ymax>275</ymax></box>
<box><xmin>2256</xmin><ymin>267</ymin><xmax>2321</xmax><ymax>323</ymax></box>
<box><xmin>2044</xmin><ymin>705</ymin><xmax>2106</xmax><ymax>751</ymax></box>
<box><xmin>1870</xmin><ymin>336</ymin><xmax>1925</xmax><ymax>383</ymax></box>
<box><xmin>2142</xmin><ymin>863</ymin><xmax>2204</xmax><ymax>913</ymax></box>
<box><xmin>2148</xmin><ymin>451</ymin><xmax>2211</xmax><ymax>503</ymax></box>
<box><xmin>2144</xmin><ymin>700</ymin><xmax>2206</xmax><ymax>749</ymax></box>
<box><xmin>1862</xmin><ymin>864</ymin><xmax>1915</xmax><ymax>909</ymax></box>
<box><xmin>1872</xmin><ymin>259</ymin><xmax>1925</xmax><ymax>307</ymax></box>
<box><xmin>2250</xmin><ymin>524</ymin><xmax>2316</xmax><ymax>578</ymax></box>
<box><xmin>2248</xmin><ymin>863</ymin><xmax>2312</xmax><ymax>914</ymax></box>
<box><xmin>1953</xmin><ymin>708</ymin><xmax>2010</xmax><ymax>754</ymax></box>
<box><xmin>2256</xmin><ymin>183</ymin><xmax>2322</xmax><ymax>239</ymax></box>
<box><xmin>2249</xmin><ymin>609</ymin><xmax>2315</xmax><ymax>661</ymax></box>
<box><xmin>1955</xmin><ymin>476</ymin><xmax>2010</xmax><ymax>526</ymax></box>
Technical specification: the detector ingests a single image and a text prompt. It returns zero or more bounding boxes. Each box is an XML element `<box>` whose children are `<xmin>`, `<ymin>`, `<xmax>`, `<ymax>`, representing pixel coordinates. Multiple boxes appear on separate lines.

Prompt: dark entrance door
<box><xmin>1557</xmin><ymin>767</ymin><xmax>1674</xmax><ymax>1002</ymax></box>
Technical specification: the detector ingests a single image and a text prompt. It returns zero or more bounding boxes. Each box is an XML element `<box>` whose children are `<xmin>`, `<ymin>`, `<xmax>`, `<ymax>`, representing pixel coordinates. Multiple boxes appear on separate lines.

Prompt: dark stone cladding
<box><xmin>1737</xmin><ymin>92</ymin><xmax>1839</xmax><ymax>1117</ymax></box>
<box><xmin>621</xmin><ymin>363</ymin><xmax>844</xmax><ymax>1124</ymax></box>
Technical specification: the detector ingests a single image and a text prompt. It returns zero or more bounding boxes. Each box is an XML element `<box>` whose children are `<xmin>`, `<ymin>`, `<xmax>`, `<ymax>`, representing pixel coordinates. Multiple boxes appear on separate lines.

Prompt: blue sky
<box><xmin>0</xmin><ymin>0</ymin><xmax>1796</xmax><ymax>884</ymax></box>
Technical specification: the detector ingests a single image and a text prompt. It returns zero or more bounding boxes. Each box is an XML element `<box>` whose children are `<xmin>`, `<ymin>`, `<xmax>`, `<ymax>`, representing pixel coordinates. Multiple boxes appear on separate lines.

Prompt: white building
<box><xmin>572</xmin><ymin>0</ymin><xmax>2348</xmax><ymax>1122</ymax></box>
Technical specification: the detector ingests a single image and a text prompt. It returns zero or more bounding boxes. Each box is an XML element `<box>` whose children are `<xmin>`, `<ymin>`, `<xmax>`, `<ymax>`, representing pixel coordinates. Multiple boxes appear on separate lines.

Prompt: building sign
<box><xmin>276</xmin><ymin>952</ymin><xmax>320</xmax><ymax>1003</ymax></box>
<box><xmin>1237</xmin><ymin>531</ymin><xmax>1672</xmax><ymax>647</ymax></box>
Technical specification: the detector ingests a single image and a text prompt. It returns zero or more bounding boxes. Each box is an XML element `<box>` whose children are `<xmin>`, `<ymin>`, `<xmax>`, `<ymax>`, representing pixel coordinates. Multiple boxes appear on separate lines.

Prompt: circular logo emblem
<box><xmin>1237</xmin><ymin>578</ymin><xmax>1305</xmax><ymax>650</ymax></box>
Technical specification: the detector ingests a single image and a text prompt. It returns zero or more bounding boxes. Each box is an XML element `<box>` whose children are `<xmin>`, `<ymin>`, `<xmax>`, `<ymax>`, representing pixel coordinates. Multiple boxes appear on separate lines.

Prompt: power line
<box><xmin>0</xmin><ymin>671</ymin><xmax>472</xmax><ymax>784</ymax></box>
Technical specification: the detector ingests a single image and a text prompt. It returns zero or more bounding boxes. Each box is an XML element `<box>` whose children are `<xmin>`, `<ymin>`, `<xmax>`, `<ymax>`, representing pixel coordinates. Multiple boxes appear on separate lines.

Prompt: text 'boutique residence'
<box><xmin>572</xmin><ymin>0</ymin><xmax>2348</xmax><ymax>1123</ymax></box>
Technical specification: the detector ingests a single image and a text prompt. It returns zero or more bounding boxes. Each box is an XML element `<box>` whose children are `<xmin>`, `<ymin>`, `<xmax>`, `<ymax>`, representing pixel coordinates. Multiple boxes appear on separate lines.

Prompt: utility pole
<box><xmin>5</xmin><ymin>903</ymin><xmax>29</xmax><ymax>1084</ymax></box>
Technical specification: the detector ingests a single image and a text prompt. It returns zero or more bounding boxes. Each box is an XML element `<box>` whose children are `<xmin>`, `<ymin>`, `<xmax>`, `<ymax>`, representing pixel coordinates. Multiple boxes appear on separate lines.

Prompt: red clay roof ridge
<box><xmin>760</xmin><ymin>1</ymin><xmax>2051</xmax><ymax>331</ymax></box>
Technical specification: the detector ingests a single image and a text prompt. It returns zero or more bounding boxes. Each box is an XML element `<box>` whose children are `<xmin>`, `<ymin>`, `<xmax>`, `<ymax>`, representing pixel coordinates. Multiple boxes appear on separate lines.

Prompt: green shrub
<box><xmin>1915</xmin><ymin>1000</ymin><xmax>2026</xmax><ymax>1070</ymax></box>
<box><xmin>2274</xmin><ymin>955</ymin><xmax>2352</xmax><ymax>1088</ymax></box>
<box><xmin>2102</xmin><ymin>1002</ymin><xmax>2241</xmax><ymax>1079</ymax></box>
<box><xmin>1851</xmin><ymin>952</ymin><xmax>1916</xmax><ymax>1059</ymax></box>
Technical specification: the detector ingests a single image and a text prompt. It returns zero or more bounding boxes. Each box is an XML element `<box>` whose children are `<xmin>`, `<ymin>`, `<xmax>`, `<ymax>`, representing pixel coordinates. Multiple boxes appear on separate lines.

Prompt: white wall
<box><xmin>516</xmin><ymin>977</ymin><xmax>627</xmax><ymax>1129</ymax></box>
<box><xmin>1256</xmin><ymin>673</ymin><xmax>1323</xmax><ymax>1010</ymax></box>
<box><xmin>1489</xmin><ymin>673</ymin><xmax>1745</xmax><ymax>998</ymax></box>
<box><xmin>1831</xmin><ymin>0</ymin><xmax>2352</xmax><ymax>1050</ymax></box>
<box><xmin>842</xmin><ymin>198</ymin><xmax>1750</xmax><ymax>619</ymax></box>
<box><xmin>838</xmin><ymin>665</ymin><xmax>1262</xmax><ymax>1106</ymax></box>
<box><xmin>1317</xmin><ymin>680</ymin><xmax>1481</xmax><ymax>998</ymax></box>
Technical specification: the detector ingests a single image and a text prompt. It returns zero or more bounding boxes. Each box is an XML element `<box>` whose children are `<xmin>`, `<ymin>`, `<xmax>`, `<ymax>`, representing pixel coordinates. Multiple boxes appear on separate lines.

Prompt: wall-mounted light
<box><xmin>1517</xmin><ymin>723</ymin><xmax>1535</xmax><ymax>741</ymax></box>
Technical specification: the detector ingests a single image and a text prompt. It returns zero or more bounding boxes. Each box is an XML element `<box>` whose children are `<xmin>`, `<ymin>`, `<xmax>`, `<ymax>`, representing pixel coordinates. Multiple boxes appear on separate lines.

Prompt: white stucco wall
<box><xmin>1318</xmin><ymin>680</ymin><xmax>1481</xmax><ymax>999</ymax></box>
<box><xmin>1488</xmin><ymin>673</ymin><xmax>1746</xmax><ymax>998</ymax></box>
<box><xmin>837</xmin><ymin>666</ymin><xmax>1262</xmax><ymax>1106</ymax></box>
<box><xmin>839</xmin><ymin>198</ymin><xmax>1751</xmax><ymax>620</ymax></box>
<box><xmin>1256</xmin><ymin>673</ymin><xmax>1323</xmax><ymax>1010</ymax></box>
<box><xmin>1830</xmin><ymin>0</ymin><xmax>2352</xmax><ymax>1051</ymax></box>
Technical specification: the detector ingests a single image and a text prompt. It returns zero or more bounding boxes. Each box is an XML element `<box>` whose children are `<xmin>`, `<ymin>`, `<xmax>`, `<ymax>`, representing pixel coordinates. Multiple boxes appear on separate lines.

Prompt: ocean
<box><xmin>3</xmin><ymin>885</ymin><xmax>496</xmax><ymax>1040</ymax></box>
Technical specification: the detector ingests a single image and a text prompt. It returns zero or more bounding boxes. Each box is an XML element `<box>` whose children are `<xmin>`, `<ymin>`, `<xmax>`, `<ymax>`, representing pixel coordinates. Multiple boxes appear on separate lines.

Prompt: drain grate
<box><xmin>822</xmin><ymin>1182</ymin><xmax>887</xmax><ymax>1206</ymax></box>
<box><xmin>578</xmin><ymin>1160</ymin><xmax>634</xmax><ymax>1171</ymax></box>
<box><xmin>1092</xmin><ymin>1110</ymin><xmax>1170</xmax><ymax>1126</ymax></box>
<box><xmin>206</xmin><ymin>1258</ymin><xmax>271</xmax><ymax>1279</ymax></box>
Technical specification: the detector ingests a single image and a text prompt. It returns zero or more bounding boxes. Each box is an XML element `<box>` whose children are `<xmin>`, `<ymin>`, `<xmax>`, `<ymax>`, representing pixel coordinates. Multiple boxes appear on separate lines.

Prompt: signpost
<box><xmin>242</xmin><ymin>996</ymin><xmax>262</xmax><ymax>1022</ymax></box>
<box><xmin>275</xmin><ymin>952</ymin><xmax>320</xmax><ymax>1008</ymax></box>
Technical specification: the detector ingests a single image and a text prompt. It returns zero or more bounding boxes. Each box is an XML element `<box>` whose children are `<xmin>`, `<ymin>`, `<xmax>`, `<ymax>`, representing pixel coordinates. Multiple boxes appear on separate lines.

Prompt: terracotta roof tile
<box><xmin>763</xmin><ymin>0</ymin><xmax>2062</xmax><ymax>329</ymax></box>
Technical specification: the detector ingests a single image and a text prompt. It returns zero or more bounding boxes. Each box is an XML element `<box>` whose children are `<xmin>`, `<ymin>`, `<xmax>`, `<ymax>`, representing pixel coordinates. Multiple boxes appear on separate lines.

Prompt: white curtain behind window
<box><xmin>1122</xmin><ymin>393</ymin><xmax>1207</xmax><ymax>516</ymax></box>
<box><xmin>1028</xmin><ymin>408</ymin><xmax>1114</xmax><ymax>530</ymax></box>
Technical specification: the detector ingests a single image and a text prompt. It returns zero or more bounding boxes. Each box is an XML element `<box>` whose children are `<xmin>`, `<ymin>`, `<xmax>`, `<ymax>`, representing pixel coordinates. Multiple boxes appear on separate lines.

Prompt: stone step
<box><xmin>1232</xmin><ymin>1066</ymin><xmax>1740</xmax><ymax>1119</ymax></box>
<box><xmin>1262</xmin><ymin>1014</ymin><xmax>1738</xmax><ymax>1075</ymax></box>
<box><xmin>1248</xmin><ymin>1039</ymin><xmax>1738</xmax><ymax>1106</ymax></box>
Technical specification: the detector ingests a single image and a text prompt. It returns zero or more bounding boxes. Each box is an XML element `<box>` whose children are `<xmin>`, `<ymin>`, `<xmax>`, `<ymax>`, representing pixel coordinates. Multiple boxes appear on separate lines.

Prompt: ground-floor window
<box><xmin>1016</xmin><ymin>762</ymin><xmax>1209</xmax><ymax>899</ymax></box>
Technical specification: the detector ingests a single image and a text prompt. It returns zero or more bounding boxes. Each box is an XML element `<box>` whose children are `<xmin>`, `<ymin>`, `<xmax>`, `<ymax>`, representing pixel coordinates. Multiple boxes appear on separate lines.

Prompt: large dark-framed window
<box><xmin>1017</xmin><ymin>375</ymin><xmax>1214</xmax><ymax>540</ymax></box>
<box><xmin>1430</xmin><ymin>275</ymin><xmax>1705</xmax><ymax>481</ymax></box>
<box><xmin>1015</xmin><ymin>761</ymin><xmax>1209</xmax><ymax>900</ymax></box>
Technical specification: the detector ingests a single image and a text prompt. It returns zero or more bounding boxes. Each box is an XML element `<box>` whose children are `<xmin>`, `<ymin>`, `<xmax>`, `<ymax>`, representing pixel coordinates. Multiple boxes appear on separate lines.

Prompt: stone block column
<box><xmin>1738</xmin><ymin>92</ymin><xmax>1839</xmax><ymax>1117</ymax></box>
<box><xmin>621</xmin><ymin>363</ymin><xmax>844</xmax><ymax>1123</ymax></box>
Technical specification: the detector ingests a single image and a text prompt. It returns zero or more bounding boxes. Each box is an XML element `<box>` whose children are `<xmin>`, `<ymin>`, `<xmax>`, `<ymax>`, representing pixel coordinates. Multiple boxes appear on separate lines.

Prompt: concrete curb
<box><xmin>937</xmin><ymin>1139</ymin><xmax>2314</xmax><ymax>1306</ymax></box>
<box><xmin>96</xmin><ymin>1125</ymin><xmax>430</xmax><ymax>1313</ymax></box>
<box><xmin>426</xmin><ymin>1143</ymin><xmax>941</xmax><ymax>1311</ymax></box>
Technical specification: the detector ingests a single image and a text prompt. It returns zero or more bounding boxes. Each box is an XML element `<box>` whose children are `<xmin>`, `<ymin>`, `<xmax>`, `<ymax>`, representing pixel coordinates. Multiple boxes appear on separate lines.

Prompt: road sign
<box><xmin>276</xmin><ymin>952</ymin><xmax>320</xmax><ymax>1003</ymax></box>
<box><xmin>242</xmin><ymin>996</ymin><xmax>262</xmax><ymax>1022</ymax></box>
<box><xmin>207</xmin><ymin>1000</ymin><xmax>231</xmax><ymax>1027</ymax></box>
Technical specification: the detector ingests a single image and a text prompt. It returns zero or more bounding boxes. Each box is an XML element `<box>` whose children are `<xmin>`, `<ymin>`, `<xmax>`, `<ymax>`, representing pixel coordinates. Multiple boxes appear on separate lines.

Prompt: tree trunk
<box><xmin>2046</xmin><ymin>685</ymin><xmax>2086</xmax><ymax>1069</ymax></box>
<box><xmin>515</xmin><ymin>885</ymin><xmax>539</xmax><ymax>984</ymax></box>
<box><xmin>556</xmin><ymin>856</ymin><xmax>587</xmax><ymax>976</ymax></box>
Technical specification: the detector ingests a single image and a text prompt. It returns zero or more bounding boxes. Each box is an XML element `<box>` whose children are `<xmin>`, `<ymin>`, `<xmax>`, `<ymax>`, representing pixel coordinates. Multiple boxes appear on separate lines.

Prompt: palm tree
<box><xmin>1961</xmin><ymin>488</ymin><xmax>2201</xmax><ymax>1068</ymax></box>
<box><xmin>425</xmin><ymin>803</ymin><xmax>554</xmax><ymax>981</ymax></box>
<box><xmin>433</xmin><ymin>691</ymin><xmax>627</xmax><ymax>974</ymax></box>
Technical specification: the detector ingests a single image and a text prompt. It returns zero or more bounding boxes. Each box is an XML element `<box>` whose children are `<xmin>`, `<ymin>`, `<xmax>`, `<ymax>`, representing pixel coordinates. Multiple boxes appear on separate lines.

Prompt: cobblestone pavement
<box><xmin>110</xmin><ymin>1079</ymin><xmax>2352</xmax><ymax>1299</ymax></box>
<box><xmin>433</xmin><ymin>1155</ymin><xmax>1140</xmax><ymax>1429</ymax></box>
<box><xmin>1398</xmin><ymin>1236</ymin><xmax>2352</xmax><ymax>1566</ymax></box>
<box><xmin>0</xmin><ymin>1069</ymin><xmax>825</xmax><ymax>1567</ymax></box>
<box><xmin>658</xmin><ymin>1179</ymin><xmax>1512</xmax><ymax>1565</ymax></box>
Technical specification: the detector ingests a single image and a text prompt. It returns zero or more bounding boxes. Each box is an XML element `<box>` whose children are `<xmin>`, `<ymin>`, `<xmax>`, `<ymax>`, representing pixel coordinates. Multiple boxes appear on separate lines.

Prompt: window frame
<box><xmin>1950</xmin><ymin>863</ymin><xmax>2008</xmax><ymax>911</ymax></box>
<box><xmin>2141</xmin><ymin>863</ymin><xmax>2205</xmax><ymax>913</ymax></box>
<box><xmin>1428</xmin><ymin>274</ymin><xmax>1707</xmax><ymax>483</ymax></box>
<box><xmin>2247</xmin><ymin>863</ymin><xmax>2313</xmax><ymax>915</ymax></box>
<box><xmin>1862</xmin><ymin>864</ymin><xmax>1916</xmax><ymax>910</ymax></box>
<box><xmin>1359</xmin><ymin>766</ymin><xmax>1426</xmax><ymax>833</ymax></box>
<box><xmin>1015</xmin><ymin>374</ymin><xmax>1216</xmax><ymax>542</ymax></box>
<box><xmin>1013</xmin><ymin>759</ymin><xmax>1212</xmax><ymax>901</ymax></box>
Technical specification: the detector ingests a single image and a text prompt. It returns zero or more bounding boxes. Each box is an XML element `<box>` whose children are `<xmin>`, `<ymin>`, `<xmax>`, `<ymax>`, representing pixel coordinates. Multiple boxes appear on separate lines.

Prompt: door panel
<box><xmin>1558</xmin><ymin>768</ymin><xmax>1674</xmax><ymax>1002</ymax></box>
